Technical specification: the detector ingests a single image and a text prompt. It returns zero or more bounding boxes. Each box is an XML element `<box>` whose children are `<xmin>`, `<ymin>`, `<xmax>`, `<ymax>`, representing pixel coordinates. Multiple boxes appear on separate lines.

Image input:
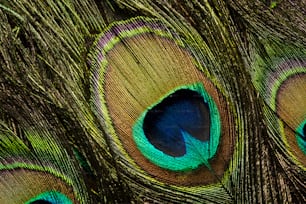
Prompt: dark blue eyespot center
<box><xmin>133</xmin><ymin>83</ymin><xmax>221</xmax><ymax>171</ymax></box>
<box><xmin>143</xmin><ymin>89</ymin><xmax>210</xmax><ymax>157</ymax></box>
<box><xmin>30</xmin><ymin>200</ymin><xmax>52</xmax><ymax>204</ymax></box>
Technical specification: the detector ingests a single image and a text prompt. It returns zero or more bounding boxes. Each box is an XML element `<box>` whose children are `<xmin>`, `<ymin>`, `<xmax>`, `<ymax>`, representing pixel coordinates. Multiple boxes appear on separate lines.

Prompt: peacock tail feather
<box><xmin>0</xmin><ymin>0</ymin><xmax>305</xmax><ymax>203</ymax></box>
<box><xmin>249</xmin><ymin>38</ymin><xmax>306</xmax><ymax>168</ymax></box>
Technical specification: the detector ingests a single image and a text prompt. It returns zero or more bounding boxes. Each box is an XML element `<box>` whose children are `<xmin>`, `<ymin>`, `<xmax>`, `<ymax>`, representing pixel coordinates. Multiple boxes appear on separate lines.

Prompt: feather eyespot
<box><xmin>251</xmin><ymin>42</ymin><xmax>306</xmax><ymax>167</ymax></box>
<box><xmin>133</xmin><ymin>83</ymin><xmax>221</xmax><ymax>171</ymax></box>
<box><xmin>0</xmin><ymin>169</ymin><xmax>76</xmax><ymax>203</ymax></box>
<box><xmin>26</xmin><ymin>191</ymin><xmax>72</xmax><ymax>204</ymax></box>
<box><xmin>89</xmin><ymin>17</ymin><xmax>235</xmax><ymax>186</ymax></box>
<box><xmin>276</xmin><ymin>72</ymin><xmax>306</xmax><ymax>166</ymax></box>
<box><xmin>0</xmin><ymin>130</ymin><xmax>83</xmax><ymax>203</ymax></box>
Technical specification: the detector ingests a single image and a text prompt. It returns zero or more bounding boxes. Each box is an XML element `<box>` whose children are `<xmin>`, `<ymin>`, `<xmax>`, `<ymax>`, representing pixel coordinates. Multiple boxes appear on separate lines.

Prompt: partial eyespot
<box><xmin>251</xmin><ymin>41</ymin><xmax>306</xmax><ymax>168</ymax></box>
<box><xmin>88</xmin><ymin>17</ymin><xmax>235</xmax><ymax>187</ymax></box>
<box><xmin>277</xmin><ymin>72</ymin><xmax>306</xmax><ymax>163</ymax></box>
<box><xmin>0</xmin><ymin>128</ymin><xmax>83</xmax><ymax>203</ymax></box>
<box><xmin>26</xmin><ymin>191</ymin><xmax>72</xmax><ymax>204</ymax></box>
<box><xmin>0</xmin><ymin>169</ymin><xmax>75</xmax><ymax>204</ymax></box>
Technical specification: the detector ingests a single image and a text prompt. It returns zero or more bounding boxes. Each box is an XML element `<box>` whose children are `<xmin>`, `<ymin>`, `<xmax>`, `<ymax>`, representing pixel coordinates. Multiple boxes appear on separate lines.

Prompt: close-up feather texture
<box><xmin>0</xmin><ymin>0</ymin><xmax>305</xmax><ymax>203</ymax></box>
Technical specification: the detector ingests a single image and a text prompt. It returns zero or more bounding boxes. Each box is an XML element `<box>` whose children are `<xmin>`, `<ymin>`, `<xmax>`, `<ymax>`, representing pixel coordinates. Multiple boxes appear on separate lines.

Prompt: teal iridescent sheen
<box><xmin>296</xmin><ymin>120</ymin><xmax>306</xmax><ymax>155</ymax></box>
<box><xmin>132</xmin><ymin>83</ymin><xmax>221</xmax><ymax>171</ymax></box>
<box><xmin>25</xmin><ymin>191</ymin><xmax>72</xmax><ymax>204</ymax></box>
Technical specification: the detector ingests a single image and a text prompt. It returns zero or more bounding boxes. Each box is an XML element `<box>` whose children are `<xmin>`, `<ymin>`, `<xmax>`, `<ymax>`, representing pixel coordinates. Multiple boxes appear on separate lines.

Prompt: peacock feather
<box><xmin>0</xmin><ymin>0</ymin><xmax>305</xmax><ymax>203</ymax></box>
